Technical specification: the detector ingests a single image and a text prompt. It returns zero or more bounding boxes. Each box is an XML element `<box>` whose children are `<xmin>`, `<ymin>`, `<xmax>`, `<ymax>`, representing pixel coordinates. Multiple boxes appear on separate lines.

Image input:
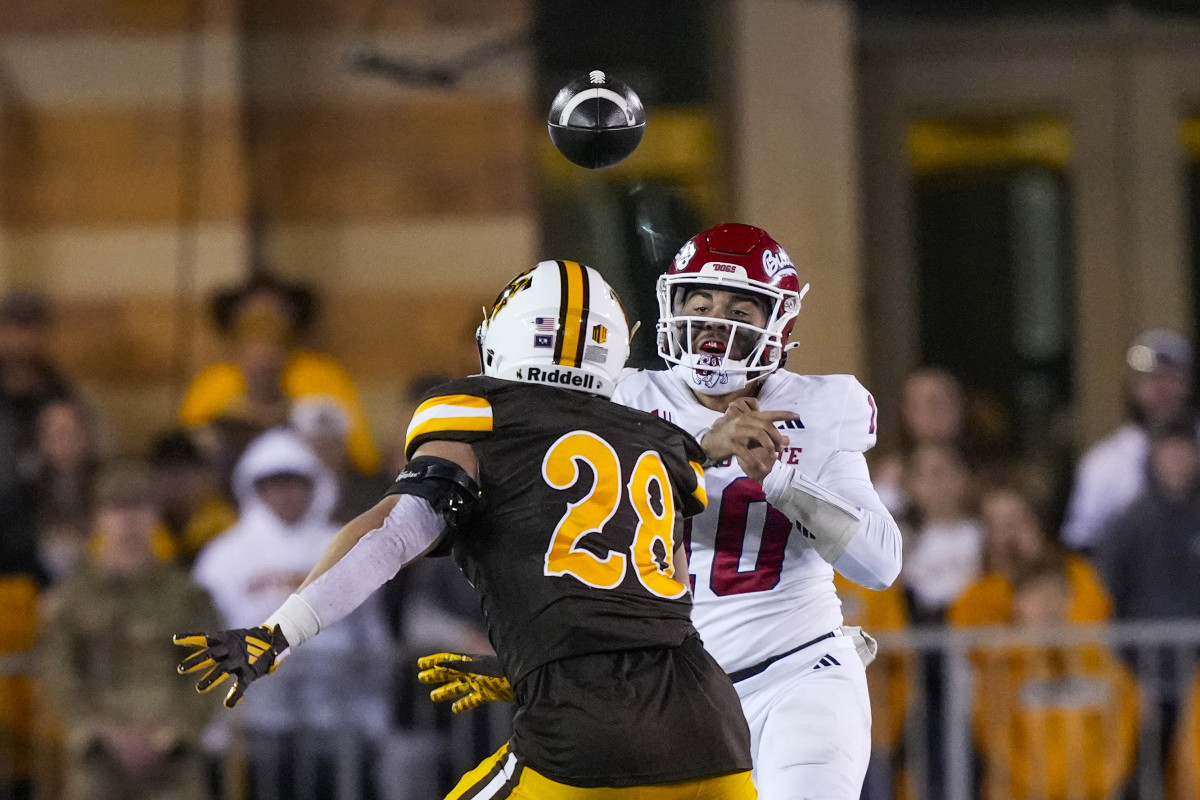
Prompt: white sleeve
<box><xmin>820</xmin><ymin>450</ymin><xmax>902</xmax><ymax>589</ymax></box>
<box><xmin>763</xmin><ymin>449</ymin><xmax>902</xmax><ymax>590</ymax></box>
<box><xmin>265</xmin><ymin>494</ymin><xmax>445</xmax><ymax>646</ymax></box>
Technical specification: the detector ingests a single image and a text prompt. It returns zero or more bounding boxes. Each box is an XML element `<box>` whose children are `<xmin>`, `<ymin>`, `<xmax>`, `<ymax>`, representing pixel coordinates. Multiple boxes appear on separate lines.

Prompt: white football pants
<box><xmin>734</xmin><ymin>634</ymin><xmax>871</xmax><ymax>800</ymax></box>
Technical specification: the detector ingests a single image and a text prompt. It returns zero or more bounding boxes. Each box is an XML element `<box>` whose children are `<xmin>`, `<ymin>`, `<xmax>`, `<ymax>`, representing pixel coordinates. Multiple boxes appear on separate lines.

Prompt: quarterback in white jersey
<box><xmin>613</xmin><ymin>223</ymin><xmax>903</xmax><ymax>800</ymax></box>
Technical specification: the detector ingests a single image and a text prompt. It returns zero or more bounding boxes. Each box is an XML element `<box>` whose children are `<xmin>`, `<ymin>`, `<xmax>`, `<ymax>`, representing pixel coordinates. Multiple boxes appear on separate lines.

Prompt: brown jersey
<box><xmin>403</xmin><ymin>376</ymin><xmax>751</xmax><ymax>786</ymax></box>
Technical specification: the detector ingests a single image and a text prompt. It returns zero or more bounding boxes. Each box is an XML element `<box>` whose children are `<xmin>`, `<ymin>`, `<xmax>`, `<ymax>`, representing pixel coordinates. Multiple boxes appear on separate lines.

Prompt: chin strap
<box><xmin>761</xmin><ymin>461</ymin><xmax>863</xmax><ymax>563</ymax></box>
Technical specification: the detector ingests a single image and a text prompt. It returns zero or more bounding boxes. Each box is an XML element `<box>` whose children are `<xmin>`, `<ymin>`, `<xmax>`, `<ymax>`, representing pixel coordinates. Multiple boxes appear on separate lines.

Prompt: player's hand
<box><xmin>700</xmin><ymin>398</ymin><xmax>796</xmax><ymax>479</ymax></box>
<box><xmin>417</xmin><ymin>652</ymin><xmax>513</xmax><ymax>713</ymax></box>
<box><xmin>174</xmin><ymin>625</ymin><xmax>289</xmax><ymax>709</ymax></box>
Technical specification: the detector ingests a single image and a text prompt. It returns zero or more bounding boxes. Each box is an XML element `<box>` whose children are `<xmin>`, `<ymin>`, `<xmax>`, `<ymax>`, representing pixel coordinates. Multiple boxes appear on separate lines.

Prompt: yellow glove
<box><xmin>174</xmin><ymin>625</ymin><xmax>289</xmax><ymax>708</ymax></box>
<box><xmin>417</xmin><ymin>652</ymin><xmax>513</xmax><ymax>714</ymax></box>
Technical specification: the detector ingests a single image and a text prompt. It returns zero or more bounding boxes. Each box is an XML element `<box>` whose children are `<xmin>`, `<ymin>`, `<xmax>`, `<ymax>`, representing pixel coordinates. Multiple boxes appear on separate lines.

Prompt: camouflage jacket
<box><xmin>39</xmin><ymin>561</ymin><xmax>223</xmax><ymax>749</ymax></box>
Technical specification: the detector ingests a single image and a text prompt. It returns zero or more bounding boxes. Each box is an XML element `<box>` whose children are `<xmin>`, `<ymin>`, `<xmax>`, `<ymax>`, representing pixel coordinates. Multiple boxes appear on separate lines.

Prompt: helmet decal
<box><xmin>489</xmin><ymin>268</ymin><xmax>535</xmax><ymax>321</ymax></box>
<box><xmin>674</xmin><ymin>240</ymin><xmax>697</xmax><ymax>271</ymax></box>
<box><xmin>552</xmin><ymin>260</ymin><xmax>591</xmax><ymax>369</ymax></box>
<box><xmin>761</xmin><ymin>247</ymin><xmax>796</xmax><ymax>279</ymax></box>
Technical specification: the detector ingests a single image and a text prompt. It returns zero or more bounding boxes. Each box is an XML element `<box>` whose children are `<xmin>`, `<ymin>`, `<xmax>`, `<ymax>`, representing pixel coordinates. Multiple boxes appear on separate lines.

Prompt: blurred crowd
<box><xmin>2</xmin><ymin>273</ymin><xmax>1200</xmax><ymax>800</ymax></box>
<box><xmin>0</xmin><ymin>275</ymin><xmax>488</xmax><ymax>800</ymax></box>
<box><xmin>849</xmin><ymin>330</ymin><xmax>1200</xmax><ymax>800</ymax></box>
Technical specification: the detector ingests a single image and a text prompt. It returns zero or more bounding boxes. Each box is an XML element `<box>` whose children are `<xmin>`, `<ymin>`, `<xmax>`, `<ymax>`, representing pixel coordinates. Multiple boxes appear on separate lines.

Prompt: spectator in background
<box><xmin>894</xmin><ymin>441</ymin><xmax>983</xmax><ymax>800</ymax></box>
<box><xmin>899</xmin><ymin>442</ymin><xmax>984</xmax><ymax>625</ymax></box>
<box><xmin>950</xmin><ymin>479</ymin><xmax>1111</xmax><ymax>628</ymax></box>
<box><xmin>38</xmin><ymin>461</ymin><xmax>222</xmax><ymax>800</ymax></box>
<box><xmin>147</xmin><ymin>430</ymin><xmax>236</xmax><ymax>567</ymax></box>
<box><xmin>1095</xmin><ymin>415</ymin><xmax>1200</xmax><ymax>768</ymax></box>
<box><xmin>178</xmin><ymin>271</ymin><xmax>380</xmax><ymax>477</ymax></box>
<box><xmin>30</xmin><ymin>398</ymin><xmax>101</xmax><ymax>584</ymax></box>
<box><xmin>191</xmin><ymin>428</ymin><xmax>389</xmax><ymax>800</ymax></box>
<box><xmin>0</xmin><ymin>289</ymin><xmax>80</xmax><ymax>588</ymax></box>
<box><xmin>290</xmin><ymin>397</ymin><xmax>389</xmax><ymax>524</ymax></box>
<box><xmin>1063</xmin><ymin>328</ymin><xmax>1196</xmax><ymax>552</ymax></box>
<box><xmin>873</xmin><ymin>367</ymin><xmax>966</xmax><ymax>515</ymax></box>
<box><xmin>0</xmin><ymin>290</ymin><xmax>77</xmax><ymax>459</ymax></box>
<box><xmin>873</xmin><ymin>366</ymin><xmax>1011</xmax><ymax>518</ymax></box>
<box><xmin>972</xmin><ymin>554</ymin><xmax>1139</xmax><ymax>800</ymax></box>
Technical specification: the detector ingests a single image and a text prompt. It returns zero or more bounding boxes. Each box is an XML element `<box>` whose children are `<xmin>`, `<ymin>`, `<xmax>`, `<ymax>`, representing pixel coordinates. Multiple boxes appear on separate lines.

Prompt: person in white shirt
<box><xmin>613</xmin><ymin>222</ymin><xmax>903</xmax><ymax>800</ymax></box>
<box><xmin>871</xmin><ymin>367</ymin><xmax>968</xmax><ymax>517</ymax></box>
<box><xmin>191</xmin><ymin>428</ymin><xmax>390</xmax><ymax>799</ymax></box>
<box><xmin>899</xmin><ymin>442</ymin><xmax>983</xmax><ymax>623</ymax></box>
<box><xmin>1061</xmin><ymin>328</ymin><xmax>1195</xmax><ymax>552</ymax></box>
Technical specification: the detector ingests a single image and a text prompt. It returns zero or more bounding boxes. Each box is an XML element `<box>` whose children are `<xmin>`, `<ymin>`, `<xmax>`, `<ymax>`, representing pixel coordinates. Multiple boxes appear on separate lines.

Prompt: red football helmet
<box><xmin>656</xmin><ymin>223</ymin><xmax>807</xmax><ymax>394</ymax></box>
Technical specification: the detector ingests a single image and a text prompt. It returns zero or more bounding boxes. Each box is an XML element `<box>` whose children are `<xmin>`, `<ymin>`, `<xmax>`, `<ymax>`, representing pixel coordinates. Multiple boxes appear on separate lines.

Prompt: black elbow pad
<box><xmin>385</xmin><ymin>456</ymin><xmax>482</xmax><ymax>543</ymax></box>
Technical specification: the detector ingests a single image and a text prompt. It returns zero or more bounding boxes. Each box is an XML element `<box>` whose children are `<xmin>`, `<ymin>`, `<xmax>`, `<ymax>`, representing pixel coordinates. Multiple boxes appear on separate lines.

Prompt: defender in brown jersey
<box><xmin>174</xmin><ymin>261</ymin><xmax>754</xmax><ymax>800</ymax></box>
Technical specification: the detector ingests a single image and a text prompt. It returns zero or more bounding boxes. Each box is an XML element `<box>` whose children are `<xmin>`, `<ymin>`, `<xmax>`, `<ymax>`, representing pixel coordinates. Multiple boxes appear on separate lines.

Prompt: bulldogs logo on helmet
<box><xmin>656</xmin><ymin>223</ymin><xmax>808</xmax><ymax>395</ymax></box>
<box><xmin>477</xmin><ymin>261</ymin><xmax>631</xmax><ymax>398</ymax></box>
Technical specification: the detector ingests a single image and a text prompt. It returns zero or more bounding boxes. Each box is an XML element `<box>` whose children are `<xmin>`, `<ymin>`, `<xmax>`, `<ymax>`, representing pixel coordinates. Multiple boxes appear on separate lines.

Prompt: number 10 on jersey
<box><xmin>542</xmin><ymin>431</ymin><xmax>687</xmax><ymax>599</ymax></box>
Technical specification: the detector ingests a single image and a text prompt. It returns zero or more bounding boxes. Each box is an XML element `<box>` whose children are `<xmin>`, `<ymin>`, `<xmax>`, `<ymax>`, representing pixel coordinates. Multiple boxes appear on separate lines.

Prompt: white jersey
<box><xmin>613</xmin><ymin>368</ymin><xmax>883</xmax><ymax>674</ymax></box>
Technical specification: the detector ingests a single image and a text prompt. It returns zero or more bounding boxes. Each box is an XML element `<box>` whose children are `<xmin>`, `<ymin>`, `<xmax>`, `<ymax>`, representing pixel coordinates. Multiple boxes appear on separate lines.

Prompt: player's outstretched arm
<box><xmin>174</xmin><ymin>440</ymin><xmax>482</xmax><ymax>707</ymax></box>
<box><xmin>299</xmin><ymin>496</ymin><xmax>402</xmax><ymax>591</ymax></box>
<box><xmin>264</xmin><ymin>439</ymin><xmax>480</xmax><ymax>648</ymax></box>
<box><xmin>297</xmin><ymin>440</ymin><xmax>478</xmax><ymax>593</ymax></box>
<box><xmin>172</xmin><ymin>498</ymin><xmax>402</xmax><ymax>709</ymax></box>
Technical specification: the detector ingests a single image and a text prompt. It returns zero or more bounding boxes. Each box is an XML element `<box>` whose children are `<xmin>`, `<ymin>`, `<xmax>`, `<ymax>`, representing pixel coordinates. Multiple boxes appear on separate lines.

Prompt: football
<box><xmin>547</xmin><ymin>71</ymin><xmax>646</xmax><ymax>169</ymax></box>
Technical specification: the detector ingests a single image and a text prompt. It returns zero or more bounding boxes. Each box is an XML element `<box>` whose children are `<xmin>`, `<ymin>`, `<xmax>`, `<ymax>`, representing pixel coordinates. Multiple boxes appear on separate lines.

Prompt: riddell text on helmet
<box><xmin>522</xmin><ymin>367</ymin><xmax>597</xmax><ymax>390</ymax></box>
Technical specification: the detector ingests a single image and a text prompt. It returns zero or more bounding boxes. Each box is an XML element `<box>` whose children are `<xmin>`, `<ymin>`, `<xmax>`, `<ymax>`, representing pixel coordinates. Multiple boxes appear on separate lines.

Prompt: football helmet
<box><xmin>657</xmin><ymin>223</ymin><xmax>807</xmax><ymax>395</ymax></box>
<box><xmin>477</xmin><ymin>260</ymin><xmax>630</xmax><ymax>398</ymax></box>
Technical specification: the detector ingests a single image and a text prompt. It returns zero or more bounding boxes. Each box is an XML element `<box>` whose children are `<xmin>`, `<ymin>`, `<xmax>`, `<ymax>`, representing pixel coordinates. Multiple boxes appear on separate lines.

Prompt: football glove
<box><xmin>417</xmin><ymin>652</ymin><xmax>513</xmax><ymax>713</ymax></box>
<box><xmin>174</xmin><ymin>625</ymin><xmax>289</xmax><ymax>708</ymax></box>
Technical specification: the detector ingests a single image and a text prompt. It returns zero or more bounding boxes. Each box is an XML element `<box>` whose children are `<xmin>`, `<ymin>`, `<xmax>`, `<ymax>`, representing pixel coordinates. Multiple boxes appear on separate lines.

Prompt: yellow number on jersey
<box><xmin>542</xmin><ymin>431</ymin><xmax>627</xmax><ymax>589</ymax></box>
<box><xmin>542</xmin><ymin>431</ymin><xmax>685</xmax><ymax>598</ymax></box>
<box><xmin>627</xmin><ymin>451</ymin><xmax>687</xmax><ymax>598</ymax></box>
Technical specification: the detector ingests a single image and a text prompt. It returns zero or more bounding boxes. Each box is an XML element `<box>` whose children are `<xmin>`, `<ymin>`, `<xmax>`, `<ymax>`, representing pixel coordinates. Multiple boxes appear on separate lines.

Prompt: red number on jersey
<box><xmin>709</xmin><ymin>477</ymin><xmax>793</xmax><ymax>595</ymax></box>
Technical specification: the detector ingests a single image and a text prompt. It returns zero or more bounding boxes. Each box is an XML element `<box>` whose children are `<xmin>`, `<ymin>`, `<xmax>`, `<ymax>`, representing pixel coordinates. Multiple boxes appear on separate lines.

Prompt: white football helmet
<box><xmin>477</xmin><ymin>260</ymin><xmax>631</xmax><ymax>398</ymax></box>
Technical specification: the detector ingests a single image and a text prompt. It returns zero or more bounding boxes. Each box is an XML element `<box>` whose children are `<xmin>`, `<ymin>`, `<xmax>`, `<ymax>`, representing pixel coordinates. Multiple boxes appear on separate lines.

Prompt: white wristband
<box><xmin>263</xmin><ymin>593</ymin><xmax>322</xmax><ymax>648</ymax></box>
<box><xmin>761</xmin><ymin>461</ymin><xmax>863</xmax><ymax>563</ymax></box>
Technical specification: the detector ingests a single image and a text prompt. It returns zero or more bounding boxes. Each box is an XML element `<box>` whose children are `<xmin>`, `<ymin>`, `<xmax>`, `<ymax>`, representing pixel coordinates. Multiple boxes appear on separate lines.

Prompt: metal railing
<box><xmin>867</xmin><ymin>620</ymin><xmax>1200</xmax><ymax>800</ymax></box>
<box><xmin>5</xmin><ymin>622</ymin><xmax>1200</xmax><ymax>800</ymax></box>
